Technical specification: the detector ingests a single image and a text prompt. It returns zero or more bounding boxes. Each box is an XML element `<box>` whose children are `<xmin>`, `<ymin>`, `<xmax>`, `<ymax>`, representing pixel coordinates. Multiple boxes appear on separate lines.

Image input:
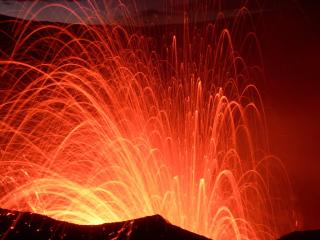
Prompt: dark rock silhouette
<box><xmin>279</xmin><ymin>230</ymin><xmax>320</xmax><ymax>240</ymax></box>
<box><xmin>0</xmin><ymin>208</ymin><xmax>211</xmax><ymax>240</ymax></box>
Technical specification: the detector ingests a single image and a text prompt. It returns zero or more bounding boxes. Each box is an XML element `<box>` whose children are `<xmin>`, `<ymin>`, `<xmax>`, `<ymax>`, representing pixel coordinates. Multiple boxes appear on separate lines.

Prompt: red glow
<box><xmin>0</xmin><ymin>1</ymin><xmax>294</xmax><ymax>239</ymax></box>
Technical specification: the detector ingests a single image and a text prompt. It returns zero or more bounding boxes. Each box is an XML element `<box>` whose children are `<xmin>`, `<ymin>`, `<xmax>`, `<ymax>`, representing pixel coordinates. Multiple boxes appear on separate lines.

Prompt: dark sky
<box><xmin>258</xmin><ymin>0</ymin><xmax>320</xmax><ymax>230</ymax></box>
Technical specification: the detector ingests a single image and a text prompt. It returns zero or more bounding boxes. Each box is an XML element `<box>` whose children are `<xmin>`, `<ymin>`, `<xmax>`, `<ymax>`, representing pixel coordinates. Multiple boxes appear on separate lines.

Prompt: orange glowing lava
<box><xmin>0</xmin><ymin>1</ymin><xmax>293</xmax><ymax>239</ymax></box>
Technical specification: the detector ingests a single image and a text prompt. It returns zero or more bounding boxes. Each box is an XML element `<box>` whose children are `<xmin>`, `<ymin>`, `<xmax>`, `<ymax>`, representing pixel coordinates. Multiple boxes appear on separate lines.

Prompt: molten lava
<box><xmin>0</xmin><ymin>1</ymin><xmax>293</xmax><ymax>239</ymax></box>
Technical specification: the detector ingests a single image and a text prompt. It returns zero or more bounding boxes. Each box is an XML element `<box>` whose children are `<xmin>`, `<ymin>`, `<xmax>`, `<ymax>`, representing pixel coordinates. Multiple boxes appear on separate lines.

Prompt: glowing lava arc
<box><xmin>0</xmin><ymin>1</ymin><xmax>293</xmax><ymax>240</ymax></box>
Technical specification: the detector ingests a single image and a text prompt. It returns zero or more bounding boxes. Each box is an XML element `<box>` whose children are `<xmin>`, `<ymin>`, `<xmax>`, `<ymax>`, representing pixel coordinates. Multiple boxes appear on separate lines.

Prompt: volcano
<box><xmin>278</xmin><ymin>230</ymin><xmax>320</xmax><ymax>240</ymax></box>
<box><xmin>0</xmin><ymin>208</ymin><xmax>211</xmax><ymax>240</ymax></box>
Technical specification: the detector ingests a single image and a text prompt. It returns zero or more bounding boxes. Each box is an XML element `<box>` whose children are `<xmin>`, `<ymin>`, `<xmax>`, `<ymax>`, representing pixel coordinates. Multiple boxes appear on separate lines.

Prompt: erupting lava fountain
<box><xmin>0</xmin><ymin>1</ymin><xmax>294</xmax><ymax>239</ymax></box>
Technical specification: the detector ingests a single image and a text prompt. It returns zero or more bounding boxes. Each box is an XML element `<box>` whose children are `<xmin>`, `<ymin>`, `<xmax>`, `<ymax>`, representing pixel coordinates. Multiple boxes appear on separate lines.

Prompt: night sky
<box><xmin>259</xmin><ymin>0</ymin><xmax>320</xmax><ymax>230</ymax></box>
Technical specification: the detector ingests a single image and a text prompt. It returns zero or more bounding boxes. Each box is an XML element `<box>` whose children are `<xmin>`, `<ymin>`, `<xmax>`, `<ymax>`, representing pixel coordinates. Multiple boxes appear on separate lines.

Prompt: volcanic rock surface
<box><xmin>0</xmin><ymin>208</ymin><xmax>211</xmax><ymax>240</ymax></box>
<box><xmin>278</xmin><ymin>230</ymin><xmax>320</xmax><ymax>240</ymax></box>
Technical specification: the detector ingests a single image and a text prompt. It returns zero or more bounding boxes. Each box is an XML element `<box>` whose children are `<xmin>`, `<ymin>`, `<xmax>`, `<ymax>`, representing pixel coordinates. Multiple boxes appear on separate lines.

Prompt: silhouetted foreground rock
<box><xmin>0</xmin><ymin>208</ymin><xmax>211</xmax><ymax>240</ymax></box>
<box><xmin>279</xmin><ymin>230</ymin><xmax>320</xmax><ymax>240</ymax></box>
